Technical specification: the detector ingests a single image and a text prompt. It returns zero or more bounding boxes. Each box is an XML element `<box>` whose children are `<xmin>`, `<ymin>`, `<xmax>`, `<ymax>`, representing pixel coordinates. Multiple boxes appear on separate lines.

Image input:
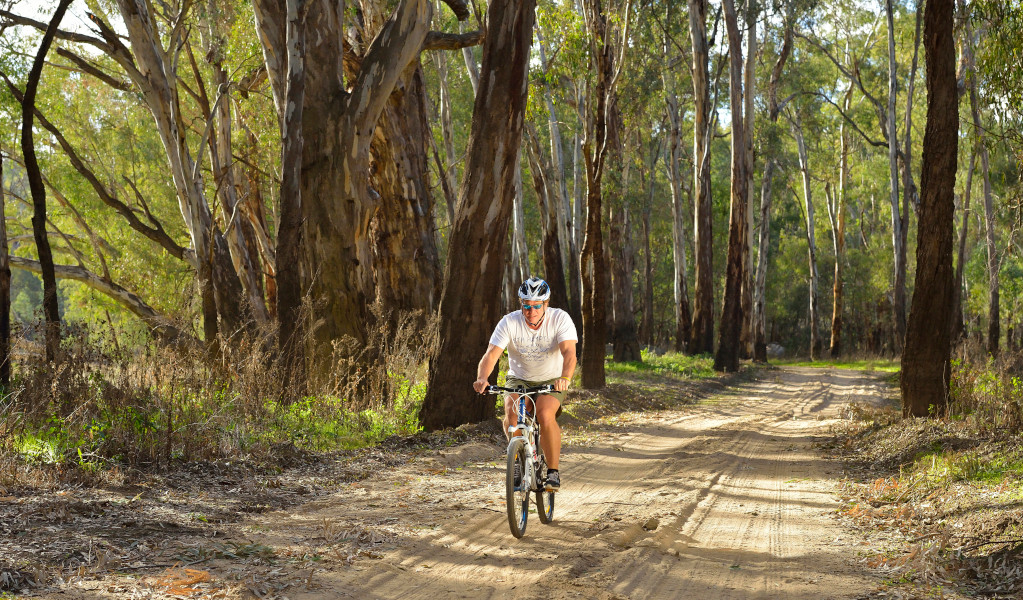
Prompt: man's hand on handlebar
<box><xmin>473</xmin><ymin>378</ymin><xmax>490</xmax><ymax>394</ymax></box>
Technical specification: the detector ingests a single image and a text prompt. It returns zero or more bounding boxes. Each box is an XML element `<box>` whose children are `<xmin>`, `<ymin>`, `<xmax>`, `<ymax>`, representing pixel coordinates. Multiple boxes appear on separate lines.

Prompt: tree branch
<box><xmin>439</xmin><ymin>0</ymin><xmax>471</xmax><ymax>20</ymax></box>
<box><xmin>812</xmin><ymin>91</ymin><xmax>888</xmax><ymax>148</ymax></box>
<box><xmin>0</xmin><ymin>73</ymin><xmax>194</xmax><ymax>267</ymax></box>
<box><xmin>8</xmin><ymin>256</ymin><xmax>190</xmax><ymax>345</ymax></box>
<box><xmin>54</xmin><ymin>48</ymin><xmax>132</xmax><ymax>92</ymax></box>
<box><xmin>0</xmin><ymin>8</ymin><xmax>108</xmax><ymax>49</ymax></box>
<box><xmin>423</xmin><ymin>30</ymin><xmax>483</xmax><ymax>51</ymax></box>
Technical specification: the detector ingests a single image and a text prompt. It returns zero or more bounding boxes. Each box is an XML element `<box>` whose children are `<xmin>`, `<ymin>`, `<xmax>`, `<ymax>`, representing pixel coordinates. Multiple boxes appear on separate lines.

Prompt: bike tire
<box><xmin>506</xmin><ymin>438</ymin><xmax>530</xmax><ymax>538</ymax></box>
<box><xmin>535</xmin><ymin>441</ymin><xmax>555</xmax><ymax>524</ymax></box>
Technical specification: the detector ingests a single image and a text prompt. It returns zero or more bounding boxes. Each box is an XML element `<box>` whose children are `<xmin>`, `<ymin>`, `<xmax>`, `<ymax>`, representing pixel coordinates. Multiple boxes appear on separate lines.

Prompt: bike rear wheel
<box><xmin>506</xmin><ymin>438</ymin><xmax>530</xmax><ymax>538</ymax></box>
<box><xmin>535</xmin><ymin>440</ymin><xmax>555</xmax><ymax>524</ymax></box>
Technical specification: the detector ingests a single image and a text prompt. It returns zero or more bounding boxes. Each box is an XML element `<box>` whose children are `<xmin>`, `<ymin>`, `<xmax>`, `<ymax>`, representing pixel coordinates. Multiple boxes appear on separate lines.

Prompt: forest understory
<box><xmin>1</xmin><ymin>361</ymin><xmax>1021</xmax><ymax>599</ymax></box>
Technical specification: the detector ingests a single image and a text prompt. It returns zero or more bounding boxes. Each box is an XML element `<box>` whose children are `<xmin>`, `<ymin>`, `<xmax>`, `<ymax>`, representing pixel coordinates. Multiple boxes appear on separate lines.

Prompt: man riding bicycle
<box><xmin>473</xmin><ymin>277</ymin><xmax>578</xmax><ymax>491</ymax></box>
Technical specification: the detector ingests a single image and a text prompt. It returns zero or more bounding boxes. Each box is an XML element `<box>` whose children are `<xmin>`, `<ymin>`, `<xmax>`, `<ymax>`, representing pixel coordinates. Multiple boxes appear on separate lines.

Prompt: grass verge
<box><xmin>827</xmin><ymin>355</ymin><xmax>1023</xmax><ymax>599</ymax></box>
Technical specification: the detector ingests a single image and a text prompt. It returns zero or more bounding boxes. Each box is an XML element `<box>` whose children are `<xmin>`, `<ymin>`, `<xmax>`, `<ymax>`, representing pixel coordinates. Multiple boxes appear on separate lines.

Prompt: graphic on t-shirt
<box><xmin>511</xmin><ymin>333</ymin><xmax>555</xmax><ymax>365</ymax></box>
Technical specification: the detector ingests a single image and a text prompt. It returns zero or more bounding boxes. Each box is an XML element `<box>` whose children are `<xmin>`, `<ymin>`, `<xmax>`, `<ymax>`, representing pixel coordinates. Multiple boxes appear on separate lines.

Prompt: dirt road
<box><xmin>241</xmin><ymin>367</ymin><xmax>889</xmax><ymax>600</ymax></box>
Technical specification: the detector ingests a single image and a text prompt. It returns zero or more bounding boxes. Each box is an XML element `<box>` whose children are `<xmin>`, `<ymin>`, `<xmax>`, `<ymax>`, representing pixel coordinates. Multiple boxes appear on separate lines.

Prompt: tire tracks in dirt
<box><xmin>250</xmin><ymin>367</ymin><xmax>885</xmax><ymax>600</ymax></box>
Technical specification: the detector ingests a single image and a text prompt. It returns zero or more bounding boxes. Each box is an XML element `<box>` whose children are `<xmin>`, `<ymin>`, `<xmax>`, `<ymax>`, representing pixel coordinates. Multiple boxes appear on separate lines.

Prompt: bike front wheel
<box><xmin>506</xmin><ymin>438</ymin><xmax>530</xmax><ymax>538</ymax></box>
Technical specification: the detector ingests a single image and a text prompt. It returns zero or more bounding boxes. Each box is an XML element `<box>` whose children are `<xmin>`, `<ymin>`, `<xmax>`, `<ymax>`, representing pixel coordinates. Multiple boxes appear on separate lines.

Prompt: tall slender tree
<box><xmin>0</xmin><ymin>151</ymin><xmax>10</xmax><ymax>387</ymax></box>
<box><xmin>22</xmin><ymin>0</ymin><xmax>73</xmax><ymax>363</ymax></box>
<box><xmin>901</xmin><ymin>0</ymin><xmax>958</xmax><ymax>417</ymax></box>
<box><xmin>579</xmin><ymin>0</ymin><xmax>630</xmax><ymax>388</ymax></box>
<box><xmin>688</xmin><ymin>0</ymin><xmax>715</xmax><ymax>355</ymax></box>
<box><xmin>714</xmin><ymin>0</ymin><xmax>749</xmax><ymax>372</ymax></box>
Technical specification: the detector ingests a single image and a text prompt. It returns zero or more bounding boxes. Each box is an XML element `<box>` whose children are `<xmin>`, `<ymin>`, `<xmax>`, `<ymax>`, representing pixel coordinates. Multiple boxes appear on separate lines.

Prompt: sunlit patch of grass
<box><xmin>606</xmin><ymin>350</ymin><xmax>715</xmax><ymax>379</ymax></box>
<box><xmin>775</xmin><ymin>357</ymin><xmax>900</xmax><ymax>373</ymax></box>
<box><xmin>911</xmin><ymin>448</ymin><xmax>1023</xmax><ymax>488</ymax></box>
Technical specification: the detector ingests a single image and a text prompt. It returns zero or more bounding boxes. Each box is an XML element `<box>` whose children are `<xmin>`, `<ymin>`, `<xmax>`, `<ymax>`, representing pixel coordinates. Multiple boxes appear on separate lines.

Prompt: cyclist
<box><xmin>473</xmin><ymin>276</ymin><xmax>578</xmax><ymax>491</ymax></box>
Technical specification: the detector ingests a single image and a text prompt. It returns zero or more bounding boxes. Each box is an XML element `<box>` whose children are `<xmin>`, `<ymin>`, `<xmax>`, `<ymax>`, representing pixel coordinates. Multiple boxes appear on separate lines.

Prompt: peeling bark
<box><xmin>689</xmin><ymin>0</ymin><xmax>714</xmax><ymax>355</ymax></box>
<box><xmin>420</xmin><ymin>0</ymin><xmax>536</xmax><ymax>430</ymax></box>
<box><xmin>713</xmin><ymin>0</ymin><xmax>749</xmax><ymax>373</ymax></box>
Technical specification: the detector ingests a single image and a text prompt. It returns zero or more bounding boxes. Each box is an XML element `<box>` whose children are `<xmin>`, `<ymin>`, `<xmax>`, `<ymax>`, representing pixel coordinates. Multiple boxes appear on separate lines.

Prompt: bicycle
<box><xmin>486</xmin><ymin>384</ymin><xmax>557</xmax><ymax>538</ymax></box>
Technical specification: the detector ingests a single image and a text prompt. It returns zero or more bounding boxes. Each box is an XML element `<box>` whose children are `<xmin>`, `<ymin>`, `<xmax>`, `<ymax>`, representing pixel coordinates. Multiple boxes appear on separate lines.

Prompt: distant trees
<box><xmin>1</xmin><ymin>0</ymin><xmax>1020</xmax><ymax>426</ymax></box>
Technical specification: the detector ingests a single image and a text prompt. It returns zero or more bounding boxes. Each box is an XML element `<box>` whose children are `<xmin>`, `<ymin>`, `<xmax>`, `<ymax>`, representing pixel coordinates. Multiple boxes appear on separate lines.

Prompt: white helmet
<box><xmin>517</xmin><ymin>277</ymin><xmax>551</xmax><ymax>302</ymax></box>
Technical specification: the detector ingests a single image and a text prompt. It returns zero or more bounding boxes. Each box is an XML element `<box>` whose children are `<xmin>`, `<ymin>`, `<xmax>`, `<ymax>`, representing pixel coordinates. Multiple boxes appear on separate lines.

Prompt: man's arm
<box><xmin>473</xmin><ymin>344</ymin><xmax>505</xmax><ymax>393</ymax></box>
<box><xmin>554</xmin><ymin>340</ymin><xmax>577</xmax><ymax>392</ymax></box>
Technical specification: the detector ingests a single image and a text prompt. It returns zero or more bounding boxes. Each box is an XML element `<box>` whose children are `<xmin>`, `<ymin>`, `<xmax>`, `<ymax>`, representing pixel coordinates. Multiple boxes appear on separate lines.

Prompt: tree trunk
<box><xmin>792</xmin><ymin>116</ymin><xmax>821</xmax><ymax>360</ymax></box>
<box><xmin>689</xmin><ymin>0</ymin><xmax>715</xmax><ymax>355</ymax></box>
<box><xmin>753</xmin><ymin>16</ymin><xmax>793</xmax><ymax>363</ymax></box>
<box><xmin>739</xmin><ymin>0</ymin><xmax>757</xmax><ymax>359</ymax></box>
<box><xmin>524</xmin><ymin>123</ymin><xmax>569</xmax><ymax>308</ymax></box>
<box><xmin>666</xmin><ymin>92</ymin><xmax>693</xmax><ymax>353</ymax></box>
<box><xmin>298</xmin><ymin>0</ymin><xmax>433</xmax><ymax>375</ymax></box>
<box><xmin>610</xmin><ymin>201</ymin><xmax>640</xmax><ymax>362</ymax></box>
<box><xmin>370</xmin><ymin>64</ymin><xmax>442</xmax><ymax>318</ymax></box>
<box><xmin>901</xmin><ymin>0</ymin><xmax>957</xmax><ymax>417</ymax></box>
<box><xmin>22</xmin><ymin>0</ymin><xmax>72</xmax><ymax>363</ymax></box>
<box><xmin>420</xmin><ymin>0</ymin><xmax>536</xmax><ymax>430</ymax></box>
<box><xmin>199</xmin><ymin>12</ymin><xmax>270</xmax><ymax>326</ymax></box>
<box><xmin>0</xmin><ymin>152</ymin><xmax>10</xmax><ymax>386</ymax></box>
<box><xmin>951</xmin><ymin>147</ymin><xmax>977</xmax><ymax>342</ymax></box>
<box><xmin>579</xmin><ymin>0</ymin><xmax>626</xmax><ymax>388</ymax></box>
<box><xmin>962</xmin><ymin>26</ymin><xmax>999</xmax><ymax>355</ymax></box>
<box><xmin>641</xmin><ymin>200</ymin><xmax>655</xmax><ymax>347</ymax></box>
<box><xmin>752</xmin><ymin>159</ymin><xmax>774</xmax><ymax>362</ymax></box>
<box><xmin>885</xmin><ymin>0</ymin><xmax>907</xmax><ymax>353</ymax></box>
<box><xmin>714</xmin><ymin>0</ymin><xmax>748</xmax><ymax>373</ymax></box>
<box><xmin>277</xmin><ymin>0</ymin><xmax>309</xmax><ymax>389</ymax></box>
<box><xmin>512</xmin><ymin>158</ymin><xmax>530</xmax><ymax>282</ymax></box>
<box><xmin>830</xmin><ymin>88</ymin><xmax>852</xmax><ymax>357</ymax></box>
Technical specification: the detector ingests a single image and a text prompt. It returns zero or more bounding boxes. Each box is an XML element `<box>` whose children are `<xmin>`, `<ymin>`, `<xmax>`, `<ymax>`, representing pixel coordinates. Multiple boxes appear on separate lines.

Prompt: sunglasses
<box><xmin>521</xmin><ymin>303</ymin><xmax>544</xmax><ymax>310</ymax></box>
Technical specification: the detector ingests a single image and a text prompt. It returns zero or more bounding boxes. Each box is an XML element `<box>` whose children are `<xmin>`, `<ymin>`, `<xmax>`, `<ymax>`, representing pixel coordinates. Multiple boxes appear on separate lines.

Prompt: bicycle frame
<box><xmin>488</xmin><ymin>384</ymin><xmax>552</xmax><ymax>492</ymax></box>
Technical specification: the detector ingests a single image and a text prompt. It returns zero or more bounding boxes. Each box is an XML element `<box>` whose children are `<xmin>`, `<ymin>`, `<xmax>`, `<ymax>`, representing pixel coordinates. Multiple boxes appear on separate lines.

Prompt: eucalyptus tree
<box><xmin>420</xmin><ymin>0</ymin><xmax>536</xmax><ymax>429</ymax></box>
<box><xmin>523</xmin><ymin>120</ymin><xmax>570</xmax><ymax>307</ymax></box>
<box><xmin>578</xmin><ymin>0</ymin><xmax>630</xmax><ymax>387</ymax></box>
<box><xmin>739</xmin><ymin>0</ymin><xmax>757</xmax><ymax>359</ymax></box>
<box><xmin>801</xmin><ymin>0</ymin><xmax>922</xmax><ymax>354</ymax></box>
<box><xmin>2</xmin><ymin>1</ymin><xmax>261</xmax><ymax>348</ymax></box>
<box><xmin>21</xmin><ymin>0</ymin><xmax>72</xmax><ymax>363</ymax></box>
<box><xmin>688</xmin><ymin>0</ymin><xmax>715</xmax><ymax>355</ymax></box>
<box><xmin>0</xmin><ymin>150</ymin><xmax>9</xmax><ymax>385</ymax></box>
<box><xmin>789</xmin><ymin>110</ymin><xmax>821</xmax><ymax>360</ymax></box>
<box><xmin>901</xmin><ymin>0</ymin><xmax>957</xmax><ymax>417</ymax></box>
<box><xmin>752</xmin><ymin>10</ymin><xmax>793</xmax><ymax>362</ymax></box>
<box><xmin>713</xmin><ymin>0</ymin><xmax>749</xmax><ymax>372</ymax></box>
<box><xmin>961</xmin><ymin>6</ymin><xmax>1000</xmax><ymax>355</ymax></box>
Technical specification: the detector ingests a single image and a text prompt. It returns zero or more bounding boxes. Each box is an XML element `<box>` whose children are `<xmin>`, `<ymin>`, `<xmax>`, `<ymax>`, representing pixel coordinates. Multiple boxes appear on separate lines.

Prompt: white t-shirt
<box><xmin>489</xmin><ymin>307</ymin><xmax>578</xmax><ymax>381</ymax></box>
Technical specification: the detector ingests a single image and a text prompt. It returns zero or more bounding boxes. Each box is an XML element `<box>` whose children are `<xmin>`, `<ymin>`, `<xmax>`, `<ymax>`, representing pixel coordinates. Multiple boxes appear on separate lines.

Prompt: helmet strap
<box><xmin>524</xmin><ymin>307</ymin><xmax>546</xmax><ymax>328</ymax></box>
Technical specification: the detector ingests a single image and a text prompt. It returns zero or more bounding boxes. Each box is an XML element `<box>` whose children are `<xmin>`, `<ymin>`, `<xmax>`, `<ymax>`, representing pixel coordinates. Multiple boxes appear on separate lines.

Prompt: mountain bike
<box><xmin>486</xmin><ymin>384</ymin><xmax>556</xmax><ymax>538</ymax></box>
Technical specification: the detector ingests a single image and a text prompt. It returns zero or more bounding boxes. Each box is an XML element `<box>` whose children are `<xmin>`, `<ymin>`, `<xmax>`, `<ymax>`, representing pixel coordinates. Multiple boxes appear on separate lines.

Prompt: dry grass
<box><xmin>0</xmin><ymin>306</ymin><xmax>437</xmax><ymax>486</ymax></box>
<box><xmin>829</xmin><ymin>350</ymin><xmax>1023</xmax><ymax>598</ymax></box>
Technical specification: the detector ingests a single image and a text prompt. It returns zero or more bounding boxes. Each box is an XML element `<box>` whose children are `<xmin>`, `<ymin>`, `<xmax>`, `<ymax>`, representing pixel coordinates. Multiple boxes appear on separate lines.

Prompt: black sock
<box><xmin>548</xmin><ymin>468</ymin><xmax>558</xmax><ymax>473</ymax></box>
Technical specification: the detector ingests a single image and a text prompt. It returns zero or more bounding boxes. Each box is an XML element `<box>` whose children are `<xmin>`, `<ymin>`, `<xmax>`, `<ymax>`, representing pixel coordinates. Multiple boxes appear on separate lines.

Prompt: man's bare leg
<box><xmin>535</xmin><ymin>394</ymin><xmax>561</xmax><ymax>469</ymax></box>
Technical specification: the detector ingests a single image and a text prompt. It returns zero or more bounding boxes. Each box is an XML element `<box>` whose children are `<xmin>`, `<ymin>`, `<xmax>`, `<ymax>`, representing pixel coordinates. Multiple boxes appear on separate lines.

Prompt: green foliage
<box><xmin>775</xmin><ymin>358</ymin><xmax>900</xmax><ymax>372</ymax></box>
<box><xmin>949</xmin><ymin>357</ymin><xmax>1023</xmax><ymax>434</ymax></box>
<box><xmin>606</xmin><ymin>350</ymin><xmax>715</xmax><ymax>379</ymax></box>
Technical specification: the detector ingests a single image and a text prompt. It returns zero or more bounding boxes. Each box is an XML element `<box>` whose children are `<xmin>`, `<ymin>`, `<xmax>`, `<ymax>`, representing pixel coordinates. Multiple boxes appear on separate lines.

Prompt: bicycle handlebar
<box><xmin>485</xmin><ymin>384</ymin><xmax>554</xmax><ymax>395</ymax></box>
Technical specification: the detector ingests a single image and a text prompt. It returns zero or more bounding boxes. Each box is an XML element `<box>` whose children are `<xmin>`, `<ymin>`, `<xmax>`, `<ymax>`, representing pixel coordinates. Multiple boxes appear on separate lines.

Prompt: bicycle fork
<box><xmin>509</xmin><ymin>428</ymin><xmax>535</xmax><ymax>490</ymax></box>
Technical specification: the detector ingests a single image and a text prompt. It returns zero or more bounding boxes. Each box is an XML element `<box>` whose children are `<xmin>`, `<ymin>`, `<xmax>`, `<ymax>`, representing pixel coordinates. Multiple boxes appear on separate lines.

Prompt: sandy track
<box><xmin>247</xmin><ymin>367</ymin><xmax>887</xmax><ymax>599</ymax></box>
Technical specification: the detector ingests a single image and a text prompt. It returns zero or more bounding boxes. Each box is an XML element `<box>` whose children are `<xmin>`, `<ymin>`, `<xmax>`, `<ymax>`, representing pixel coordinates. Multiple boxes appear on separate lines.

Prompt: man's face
<box><xmin>520</xmin><ymin>300</ymin><xmax>547</xmax><ymax>316</ymax></box>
